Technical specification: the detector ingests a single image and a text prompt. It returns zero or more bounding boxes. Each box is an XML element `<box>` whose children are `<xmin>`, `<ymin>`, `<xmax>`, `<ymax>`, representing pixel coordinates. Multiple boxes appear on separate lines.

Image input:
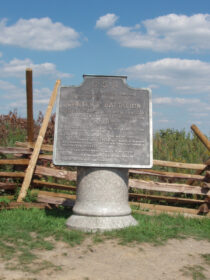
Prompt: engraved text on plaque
<box><xmin>53</xmin><ymin>75</ymin><xmax>152</xmax><ymax>168</ymax></box>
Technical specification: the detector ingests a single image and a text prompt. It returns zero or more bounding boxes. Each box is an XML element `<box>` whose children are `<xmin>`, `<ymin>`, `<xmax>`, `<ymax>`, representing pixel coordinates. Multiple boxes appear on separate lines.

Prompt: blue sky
<box><xmin>0</xmin><ymin>0</ymin><xmax>210</xmax><ymax>135</ymax></box>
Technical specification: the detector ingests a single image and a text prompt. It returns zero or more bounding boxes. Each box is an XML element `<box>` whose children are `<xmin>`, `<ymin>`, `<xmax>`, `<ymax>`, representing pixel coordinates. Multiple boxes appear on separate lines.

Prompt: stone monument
<box><xmin>53</xmin><ymin>75</ymin><xmax>152</xmax><ymax>232</ymax></box>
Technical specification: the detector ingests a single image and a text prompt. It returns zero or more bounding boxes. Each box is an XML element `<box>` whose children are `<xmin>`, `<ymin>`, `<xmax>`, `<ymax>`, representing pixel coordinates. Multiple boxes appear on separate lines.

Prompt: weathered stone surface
<box><xmin>66</xmin><ymin>215</ymin><xmax>138</xmax><ymax>232</ymax></box>
<box><xmin>53</xmin><ymin>75</ymin><xmax>152</xmax><ymax>168</ymax></box>
<box><xmin>53</xmin><ymin>75</ymin><xmax>152</xmax><ymax>231</ymax></box>
<box><xmin>66</xmin><ymin>167</ymin><xmax>138</xmax><ymax>232</ymax></box>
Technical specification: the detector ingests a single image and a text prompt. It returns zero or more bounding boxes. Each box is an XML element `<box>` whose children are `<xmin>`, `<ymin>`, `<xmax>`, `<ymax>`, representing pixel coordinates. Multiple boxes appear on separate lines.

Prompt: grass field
<box><xmin>0</xmin><ymin>112</ymin><xmax>210</xmax><ymax>277</ymax></box>
<box><xmin>0</xmin><ymin>207</ymin><xmax>209</xmax><ymax>271</ymax></box>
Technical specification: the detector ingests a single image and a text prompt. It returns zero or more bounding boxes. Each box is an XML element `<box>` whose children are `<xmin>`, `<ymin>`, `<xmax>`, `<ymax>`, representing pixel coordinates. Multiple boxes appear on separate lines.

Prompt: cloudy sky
<box><xmin>0</xmin><ymin>0</ymin><xmax>210</xmax><ymax>135</ymax></box>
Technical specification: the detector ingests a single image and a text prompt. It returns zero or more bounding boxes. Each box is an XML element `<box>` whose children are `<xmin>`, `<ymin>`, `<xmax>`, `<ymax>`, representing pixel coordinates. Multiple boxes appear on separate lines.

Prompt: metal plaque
<box><xmin>53</xmin><ymin>75</ymin><xmax>152</xmax><ymax>168</ymax></box>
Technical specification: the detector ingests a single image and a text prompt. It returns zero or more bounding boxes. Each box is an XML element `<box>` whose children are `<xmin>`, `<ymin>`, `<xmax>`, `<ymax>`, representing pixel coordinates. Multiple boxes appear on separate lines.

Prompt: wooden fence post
<box><xmin>17</xmin><ymin>80</ymin><xmax>61</xmax><ymax>202</ymax></box>
<box><xmin>187</xmin><ymin>125</ymin><xmax>210</xmax><ymax>185</ymax></box>
<box><xmin>191</xmin><ymin>124</ymin><xmax>210</xmax><ymax>151</ymax></box>
<box><xmin>26</xmin><ymin>68</ymin><xmax>34</xmax><ymax>144</ymax></box>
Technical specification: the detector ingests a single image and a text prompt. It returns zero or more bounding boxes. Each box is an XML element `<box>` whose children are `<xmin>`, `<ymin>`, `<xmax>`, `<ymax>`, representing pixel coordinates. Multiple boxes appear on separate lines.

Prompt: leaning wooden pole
<box><xmin>17</xmin><ymin>80</ymin><xmax>61</xmax><ymax>202</ymax></box>
<box><xmin>191</xmin><ymin>124</ymin><xmax>210</xmax><ymax>151</ymax></box>
<box><xmin>186</xmin><ymin>125</ymin><xmax>210</xmax><ymax>186</ymax></box>
<box><xmin>26</xmin><ymin>68</ymin><xmax>34</xmax><ymax>144</ymax></box>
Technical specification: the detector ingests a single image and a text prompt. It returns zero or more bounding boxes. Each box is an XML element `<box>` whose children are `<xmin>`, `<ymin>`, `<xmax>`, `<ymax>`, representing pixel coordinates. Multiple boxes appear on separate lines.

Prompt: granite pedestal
<box><xmin>66</xmin><ymin>167</ymin><xmax>137</xmax><ymax>232</ymax></box>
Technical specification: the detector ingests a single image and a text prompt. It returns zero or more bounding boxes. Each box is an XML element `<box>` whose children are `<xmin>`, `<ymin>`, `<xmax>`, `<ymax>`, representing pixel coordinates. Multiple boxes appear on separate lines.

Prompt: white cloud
<box><xmin>0</xmin><ymin>80</ymin><xmax>18</xmax><ymax>91</ymax></box>
<box><xmin>96</xmin><ymin>13</ymin><xmax>118</xmax><ymax>29</ymax></box>
<box><xmin>121</xmin><ymin>58</ymin><xmax>210</xmax><ymax>94</ymax></box>
<box><xmin>190</xmin><ymin>112</ymin><xmax>208</xmax><ymax>117</ymax></box>
<box><xmin>188</xmin><ymin>103</ymin><xmax>210</xmax><ymax>113</ymax></box>
<box><xmin>0</xmin><ymin>57</ymin><xmax>73</xmax><ymax>115</ymax></box>
<box><xmin>34</xmin><ymin>87</ymin><xmax>52</xmax><ymax>104</ymax></box>
<box><xmin>0</xmin><ymin>17</ymin><xmax>81</xmax><ymax>51</ymax></box>
<box><xmin>0</xmin><ymin>80</ymin><xmax>54</xmax><ymax>114</ymax></box>
<box><xmin>153</xmin><ymin>97</ymin><xmax>200</xmax><ymax>105</ymax></box>
<box><xmin>188</xmin><ymin>120</ymin><xmax>203</xmax><ymax>126</ymax></box>
<box><xmin>0</xmin><ymin>52</ymin><xmax>2</xmax><ymax>58</ymax></box>
<box><xmin>0</xmin><ymin>80</ymin><xmax>24</xmax><ymax>99</ymax></box>
<box><xmin>0</xmin><ymin>58</ymin><xmax>72</xmax><ymax>79</ymax></box>
<box><xmin>153</xmin><ymin>95</ymin><xmax>210</xmax><ymax>126</ymax></box>
<box><xmin>9</xmin><ymin>101</ymin><xmax>25</xmax><ymax>109</ymax></box>
<box><xmin>158</xmin><ymin>119</ymin><xmax>170</xmax><ymax>123</ymax></box>
<box><xmin>98</xmin><ymin>13</ymin><xmax>210</xmax><ymax>52</ymax></box>
<box><xmin>148</xmin><ymin>84</ymin><xmax>159</xmax><ymax>89</ymax></box>
<box><xmin>0</xmin><ymin>80</ymin><xmax>25</xmax><ymax>114</ymax></box>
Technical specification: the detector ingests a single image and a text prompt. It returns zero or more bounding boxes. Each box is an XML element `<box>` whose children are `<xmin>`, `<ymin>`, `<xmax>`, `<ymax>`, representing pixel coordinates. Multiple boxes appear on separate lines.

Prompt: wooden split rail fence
<box><xmin>0</xmin><ymin>70</ymin><xmax>209</xmax><ymax>217</ymax></box>
<box><xmin>0</xmin><ymin>137</ymin><xmax>209</xmax><ymax>216</ymax></box>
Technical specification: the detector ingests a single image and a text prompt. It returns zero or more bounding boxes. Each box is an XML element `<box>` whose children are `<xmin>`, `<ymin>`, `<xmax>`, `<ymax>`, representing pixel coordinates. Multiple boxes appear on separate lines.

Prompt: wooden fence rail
<box><xmin>0</xmin><ymin>123</ymin><xmax>209</xmax><ymax>215</ymax></box>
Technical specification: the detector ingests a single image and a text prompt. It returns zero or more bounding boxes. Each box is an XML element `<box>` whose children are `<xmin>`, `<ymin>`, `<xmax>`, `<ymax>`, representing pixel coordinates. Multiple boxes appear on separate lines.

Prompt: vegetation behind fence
<box><xmin>0</xmin><ymin>110</ymin><xmax>209</xmax><ymax>216</ymax></box>
<box><xmin>1</xmin><ymin>110</ymin><xmax>209</xmax><ymax>164</ymax></box>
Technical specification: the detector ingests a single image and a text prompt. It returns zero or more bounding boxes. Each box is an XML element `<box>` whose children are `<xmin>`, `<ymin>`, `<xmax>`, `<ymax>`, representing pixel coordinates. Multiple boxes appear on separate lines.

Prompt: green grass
<box><xmin>181</xmin><ymin>265</ymin><xmax>207</xmax><ymax>280</ymax></box>
<box><xmin>0</xmin><ymin>122</ymin><xmax>26</xmax><ymax>147</ymax></box>
<box><xmin>104</xmin><ymin>213</ymin><xmax>210</xmax><ymax>245</ymax></box>
<box><xmin>0</xmin><ymin>117</ymin><xmax>210</xmax><ymax>274</ymax></box>
<box><xmin>153</xmin><ymin>128</ymin><xmax>209</xmax><ymax>164</ymax></box>
<box><xmin>14</xmin><ymin>188</ymin><xmax>39</xmax><ymax>203</ymax></box>
<box><xmin>201</xmin><ymin>254</ymin><xmax>210</xmax><ymax>266</ymax></box>
<box><xmin>0</xmin><ymin>208</ymin><xmax>209</xmax><ymax>273</ymax></box>
<box><xmin>0</xmin><ymin>207</ymin><xmax>85</xmax><ymax>272</ymax></box>
<box><xmin>0</xmin><ymin>208</ymin><xmax>209</xmax><ymax>250</ymax></box>
<box><xmin>0</xmin><ymin>197</ymin><xmax>11</xmax><ymax>205</ymax></box>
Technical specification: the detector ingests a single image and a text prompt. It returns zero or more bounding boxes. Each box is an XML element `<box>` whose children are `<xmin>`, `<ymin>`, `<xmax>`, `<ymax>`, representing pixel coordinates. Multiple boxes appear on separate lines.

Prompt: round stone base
<box><xmin>66</xmin><ymin>214</ymin><xmax>138</xmax><ymax>232</ymax></box>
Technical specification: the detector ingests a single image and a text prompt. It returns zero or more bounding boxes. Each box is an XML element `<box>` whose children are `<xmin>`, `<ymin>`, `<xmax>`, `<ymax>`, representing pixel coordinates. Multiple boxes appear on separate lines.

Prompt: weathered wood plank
<box><xmin>0</xmin><ymin>159</ymin><xmax>29</xmax><ymax>165</ymax></box>
<box><xmin>187</xmin><ymin>159</ymin><xmax>210</xmax><ymax>185</ymax></box>
<box><xmin>129</xmin><ymin>179</ymin><xmax>210</xmax><ymax>196</ymax></box>
<box><xmin>37</xmin><ymin>195</ymin><xmax>75</xmax><ymax>207</ymax></box>
<box><xmin>0</xmin><ymin>172</ymin><xmax>25</xmax><ymax>178</ymax></box>
<box><xmin>0</xmin><ymin>156</ymin><xmax>53</xmax><ymax>165</ymax></box>
<box><xmin>32</xmin><ymin>179</ymin><xmax>76</xmax><ymax>191</ymax></box>
<box><xmin>16</xmin><ymin>141</ymin><xmax>53</xmax><ymax>152</ymax></box>
<box><xmin>0</xmin><ymin>201</ymin><xmax>50</xmax><ymax>210</ymax></box>
<box><xmin>205</xmin><ymin>171</ymin><xmax>210</xmax><ymax>179</ymax></box>
<box><xmin>130</xmin><ymin>169</ymin><xmax>204</xmax><ymax>180</ymax></box>
<box><xmin>0</xmin><ymin>182</ymin><xmax>16</xmax><ymax>190</ymax></box>
<box><xmin>202</xmin><ymin>182</ymin><xmax>210</xmax><ymax>189</ymax></box>
<box><xmin>36</xmin><ymin>190</ymin><xmax>76</xmax><ymax>199</ymax></box>
<box><xmin>0</xmin><ymin>167</ymin><xmax>76</xmax><ymax>181</ymax></box>
<box><xmin>0</xmin><ymin>147</ymin><xmax>32</xmax><ymax>154</ymax></box>
<box><xmin>132</xmin><ymin>209</ymin><xmax>209</xmax><ymax>219</ymax></box>
<box><xmin>131</xmin><ymin>202</ymin><xmax>210</xmax><ymax>217</ymax></box>
<box><xmin>129</xmin><ymin>193</ymin><xmax>205</xmax><ymax>204</ymax></box>
<box><xmin>153</xmin><ymin>159</ymin><xmax>206</xmax><ymax>170</ymax></box>
<box><xmin>130</xmin><ymin>201</ymin><xmax>200</xmax><ymax>215</ymax></box>
<box><xmin>34</xmin><ymin>165</ymin><xmax>76</xmax><ymax>181</ymax></box>
<box><xmin>35</xmin><ymin>190</ymin><xmax>76</xmax><ymax>207</ymax></box>
<box><xmin>0</xmin><ymin>179</ymin><xmax>77</xmax><ymax>192</ymax></box>
<box><xmin>38</xmin><ymin>154</ymin><xmax>53</xmax><ymax>160</ymax></box>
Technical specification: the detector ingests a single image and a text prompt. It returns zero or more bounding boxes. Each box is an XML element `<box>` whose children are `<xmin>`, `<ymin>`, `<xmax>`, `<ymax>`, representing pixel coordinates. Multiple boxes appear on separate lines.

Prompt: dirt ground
<box><xmin>0</xmin><ymin>238</ymin><xmax>209</xmax><ymax>280</ymax></box>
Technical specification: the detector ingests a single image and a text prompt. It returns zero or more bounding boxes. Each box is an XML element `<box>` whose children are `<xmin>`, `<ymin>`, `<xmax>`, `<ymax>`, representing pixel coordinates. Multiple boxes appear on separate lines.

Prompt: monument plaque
<box><xmin>53</xmin><ymin>75</ymin><xmax>152</xmax><ymax>232</ymax></box>
<box><xmin>53</xmin><ymin>75</ymin><xmax>152</xmax><ymax>168</ymax></box>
